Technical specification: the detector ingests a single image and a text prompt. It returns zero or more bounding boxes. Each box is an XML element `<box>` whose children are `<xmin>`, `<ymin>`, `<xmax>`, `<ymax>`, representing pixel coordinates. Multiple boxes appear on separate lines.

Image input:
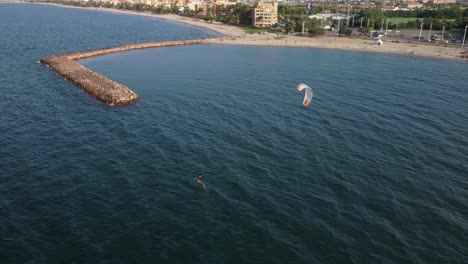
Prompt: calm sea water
<box><xmin>1</xmin><ymin>3</ymin><xmax>468</xmax><ymax>264</ymax></box>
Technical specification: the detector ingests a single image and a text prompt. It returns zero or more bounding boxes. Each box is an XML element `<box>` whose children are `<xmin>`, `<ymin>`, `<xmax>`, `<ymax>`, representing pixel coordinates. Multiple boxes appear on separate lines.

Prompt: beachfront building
<box><xmin>252</xmin><ymin>1</ymin><xmax>278</xmax><ymax>28</ymax></box>
<box><xmin>309</xmin><ymin>10</ymin><xmax>333</xmax><ymax>21</ymax></box>
<box><xmin>153</xmin><ymin>0</ymin><xmax>172</xmax><ymax>7</ymax></box>
<box><xmin>399</xmin><ymin>2</ymin><xmax>423</xmax><ymax>9</ymax></box>
<box><xmin>185</xmin><ymin>0</ymin><xmax>237</xmax><ymax>16</ymax></box>
<box><xmin>186</xmin><ymin>0</ymin><xmax>204</xmax><ymax>12</ymax></box>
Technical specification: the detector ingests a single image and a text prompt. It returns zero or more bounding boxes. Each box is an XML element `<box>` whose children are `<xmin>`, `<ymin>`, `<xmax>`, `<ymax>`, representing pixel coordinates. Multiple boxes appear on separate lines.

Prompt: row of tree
<box><xmin>356</xmin><ymin>17</ymin><xmax>468</xmax><ymax>31</ymax></box>
<box><xmin>384</xmin><ymin>6</ymin><xmax>468</xmax><ymax>19</ymax></box>
<box><xmin>205</xmin><ymin>4</ymin><xmax>252</xmax><ymax>26</ymax></box>
<box><xmin>278</xmin><ymin>4</ymin><xmax>468</xmax><ymax>30</ymax></box>
<box><xmin>42</xmin><ymin>0</ymin><xmax>323</xmax><ymax>35</ymax></box>
<box><xmin>282</xmin><ymin>17</ymin><xmax>325</xmax><ymax>36</ymax></box>
<box><xmin>278</xmin><ymin>4</ymin><xmax>468</xmax><ymax>20</ymax></box>
<box><xmin>359</xmin><ymin>9</ymin><xmax>468</xmax><ymax>30</ymax></box>
<box><xmin>40</xmin><ymin>0</ymin><xmax>256</xmax><ymax>26</ymax></box>
<box><xmin>37</xmin><ymin>0</ymin><xmax>466</xmax><ymax>38</ymax></box>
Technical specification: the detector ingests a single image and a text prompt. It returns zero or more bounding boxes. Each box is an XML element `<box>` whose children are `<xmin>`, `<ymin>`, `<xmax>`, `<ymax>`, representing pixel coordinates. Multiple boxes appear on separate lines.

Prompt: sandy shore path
<box><xmin>204</xmin><ymin>34</ymin><xmax>467</xmax><ymax>61</ymax></box>
<box><xmin>35</xmin><ymin>3</ymin><xmax>468</xmax><ymax>61</ymax></box>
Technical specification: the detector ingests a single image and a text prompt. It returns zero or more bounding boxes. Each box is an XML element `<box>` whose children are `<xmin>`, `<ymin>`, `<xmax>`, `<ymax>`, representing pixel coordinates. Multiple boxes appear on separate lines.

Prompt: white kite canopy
<box><xmin>296</xmin><ymin>83</ymin><xmax>313</xmax><ymax>106</ymax></box>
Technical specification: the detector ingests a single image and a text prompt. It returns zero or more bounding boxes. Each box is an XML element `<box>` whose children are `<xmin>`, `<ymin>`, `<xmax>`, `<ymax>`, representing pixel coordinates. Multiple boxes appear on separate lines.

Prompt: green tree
<box><xmin>285</xmin><ymin>21</ymin><xmax>294</xmax><ymax>34</ymax></box>
<box><xmin>358</xmin><ymin>27</ymin><xmax>372</xmax><ymax>36</ymax></box>
<box><xmin>360</xmin><ymin>9</ymin><xmax>386</xmax><ymax>29</ymax></box>
<box><xmin>338</xmin><ymin>26</ymin><xmax>352</xmax><ymax>36</ymax></box>
<box><xmin>204</xmin><ymin>15</ymin><xmax>214</xmax><ymax>23</ymax></box>
<box><xmin>294</xmin><ymin>18</ymin><xmax>304</xmax><ymax>32</ymax></box>
<box><xmin>232</xmin><ymin>3</ymin><xmax>252</xmax><ymax>26</ymax></box>
<box><xmin>308</xmin><ymin>19</ymin><xmax>325</xmax><ymax>36</ymax></box>
<box><xmin>171</xmin><ymin>4</ymin><xmax>179</xmax><ymax>14</ymax></box>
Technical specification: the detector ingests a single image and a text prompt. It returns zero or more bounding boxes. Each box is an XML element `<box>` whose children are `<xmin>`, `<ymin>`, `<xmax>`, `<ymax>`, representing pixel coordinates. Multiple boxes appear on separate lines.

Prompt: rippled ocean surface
<box><xmin>1</xmin><ymin>3</ymin><xmax>468</xmax><ymax>264</ymax></box>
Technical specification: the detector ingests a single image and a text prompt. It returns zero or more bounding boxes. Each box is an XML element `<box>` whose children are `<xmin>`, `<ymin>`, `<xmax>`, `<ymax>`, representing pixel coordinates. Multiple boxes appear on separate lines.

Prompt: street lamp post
<box><xmin>336</xmin><ymin>0</ymin><xmax>339</xmax><ymax>19</ymax></box>
<box><xmin>463</xmin><ymin>25</ymin><xmax>467</xmax><ymax>48</ymax></box>
<box><xmin>360</xmin><ymin>17</ymin><xmax>363</xmax><ymax>28</ymax></box>
<box><xmin>283</xmin><ymin>2</ymin><xmax>285</xmax><ymax>17</ymax></box>
<box><xmin>428</xmin><ymin>22</ymin><xmax>432</xmax><ymax>41</ymax></box>
<box><xmin>385</xmin><ymin>19</ymin><xmax>389</xmax><ymax>37</ymax></box>
<box><xmin>419</xmin><ymin>22</ymin><xmax>424</xmax><ymax>42</ymax></box>
<box><xmin>346</xmin><ymin>5</ymin><xmax>350</xmax><ymax>27</ymax></box>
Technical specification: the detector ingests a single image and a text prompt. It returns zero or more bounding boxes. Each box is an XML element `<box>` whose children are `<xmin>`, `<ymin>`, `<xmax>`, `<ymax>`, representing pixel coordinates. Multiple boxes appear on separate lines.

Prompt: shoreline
<box><xmin>206</xmin><ymin>35</ymin><xmax>468</xmax><ymax>61</ymax></box>
<box><xmin>36</xmin><ymin>2</ymin><xmax>467</xmax><ymax>61</ymax></box>
<box><xmin>34</xmin><ymin>2</ymin><xmax>467</xmax><ymax>105</ymax></box>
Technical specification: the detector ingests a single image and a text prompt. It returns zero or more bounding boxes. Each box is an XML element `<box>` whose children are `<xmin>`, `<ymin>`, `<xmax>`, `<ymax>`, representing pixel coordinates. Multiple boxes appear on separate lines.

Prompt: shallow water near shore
<box><xmin>2</xmin><ymin>3</ymin><xmax>468</xmax><ymax>264</ymax></box>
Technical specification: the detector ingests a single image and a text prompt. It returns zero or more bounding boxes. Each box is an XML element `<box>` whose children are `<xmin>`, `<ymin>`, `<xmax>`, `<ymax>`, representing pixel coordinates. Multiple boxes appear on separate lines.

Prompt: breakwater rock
<box><xmin>41</xmin><ymin>39</ymin><xmax>202</xmax><ymax>105</ymax></box>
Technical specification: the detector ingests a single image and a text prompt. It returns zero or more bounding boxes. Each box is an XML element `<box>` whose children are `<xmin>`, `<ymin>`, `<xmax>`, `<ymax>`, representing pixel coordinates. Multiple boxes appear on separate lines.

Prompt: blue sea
<box><xmin>1</xmin><ymin>3</ymin><xmax>468</xmax><ymax>264</ymax></box>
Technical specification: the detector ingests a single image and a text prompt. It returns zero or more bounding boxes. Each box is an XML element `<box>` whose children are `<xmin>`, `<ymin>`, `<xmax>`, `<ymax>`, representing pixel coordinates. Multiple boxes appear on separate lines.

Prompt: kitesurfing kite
<box><xmin>296</xmin><ymin>83</ymin><xmax>313</xmax><ymax>107</ymax></box>
<box><xmin>195</xmin><ymin>175</ymin><xmax>205</xmax><ymax>190</ymax></box>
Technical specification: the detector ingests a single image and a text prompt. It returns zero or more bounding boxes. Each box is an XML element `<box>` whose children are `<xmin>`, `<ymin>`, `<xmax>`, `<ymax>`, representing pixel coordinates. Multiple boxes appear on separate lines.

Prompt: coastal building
<box><xmin>309</xmin><ymin>10</ymin><xmax>333</xmax><ymax>21</ymax></box>
<box><xmin>186</xmin><ymin>0</ymin><xmax>204</xmax><ymax>12</ymax></box>
<box><xmin>185</xmin><ymin>0</ymin><xmax>237</xmax><ymax>16</ymax></box>
<box><xmin>252</xmin><ymin>0</ymin><xmax>278</xmax><ymax>28</ymax></box>
<box><xmin>212</xmin><ymin>0</ymin><xmax>238</xmax><ymax>16</ymax></box>
<box><xmin>399</xmin><ymin>2</ymin><xmax>423</xmax><ymax>9</ymax></box>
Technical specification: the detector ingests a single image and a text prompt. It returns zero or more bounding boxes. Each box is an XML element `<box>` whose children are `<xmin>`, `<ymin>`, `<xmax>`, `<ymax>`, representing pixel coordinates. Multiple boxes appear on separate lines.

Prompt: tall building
<box><xmin>252</xmin><ymin>1</ymin><xmax>278</xmax><ymax>28</ymax></box>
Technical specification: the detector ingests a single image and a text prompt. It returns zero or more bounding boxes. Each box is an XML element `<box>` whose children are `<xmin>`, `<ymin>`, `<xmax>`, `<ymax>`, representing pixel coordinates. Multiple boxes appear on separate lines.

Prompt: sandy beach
<box><xmin>32</xmin><ymin>3</ymin><xmax>468</xmax><ymax>61</ymax></box>
<box><xmin>204</xmin><ymin>34</ymin><xmax>468</xmax><ymax>61</ymax></box>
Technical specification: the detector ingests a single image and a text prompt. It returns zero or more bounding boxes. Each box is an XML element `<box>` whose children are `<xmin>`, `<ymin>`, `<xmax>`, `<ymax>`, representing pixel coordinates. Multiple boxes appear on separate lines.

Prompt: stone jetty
<box><xmin>41</xmin><ymin>39</ymin><xmax>202</xmax><ymax>105</ymax></box>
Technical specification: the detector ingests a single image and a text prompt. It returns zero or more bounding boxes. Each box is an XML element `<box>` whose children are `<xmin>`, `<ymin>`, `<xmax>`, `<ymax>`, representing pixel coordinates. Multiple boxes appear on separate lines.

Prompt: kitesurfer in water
<box><xmin>196</xmin><ymin>176</ymin><xmax>205</xmax><ymax>190</ymax></box>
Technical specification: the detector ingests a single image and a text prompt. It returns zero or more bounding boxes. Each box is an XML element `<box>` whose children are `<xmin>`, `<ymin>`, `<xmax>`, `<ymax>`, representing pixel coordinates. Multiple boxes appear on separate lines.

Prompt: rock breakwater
<box><xmin>41</xmin><ymin>39</ymin><xmax>202</xmax><ymax>105</ymax></box>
